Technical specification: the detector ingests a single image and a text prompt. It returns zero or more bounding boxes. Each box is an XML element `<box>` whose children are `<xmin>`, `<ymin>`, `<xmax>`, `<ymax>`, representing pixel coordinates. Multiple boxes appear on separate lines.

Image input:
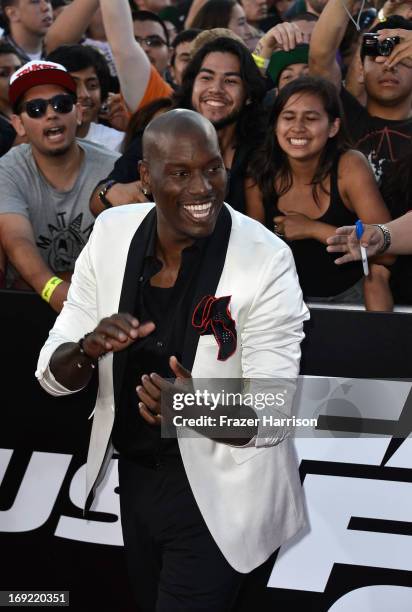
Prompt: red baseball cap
<box><xmin>9</xmin><ymin>60</ymin><xmax>77</xmax><ymax>112</ymax></box>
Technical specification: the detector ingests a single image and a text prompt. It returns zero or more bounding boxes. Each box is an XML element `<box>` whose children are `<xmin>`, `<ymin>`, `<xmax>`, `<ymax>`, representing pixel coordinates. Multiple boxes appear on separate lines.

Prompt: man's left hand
<box><xmin>137</xmin><ymin>356</ymin><xmax>192</xmax><ymax>426</ymax></box>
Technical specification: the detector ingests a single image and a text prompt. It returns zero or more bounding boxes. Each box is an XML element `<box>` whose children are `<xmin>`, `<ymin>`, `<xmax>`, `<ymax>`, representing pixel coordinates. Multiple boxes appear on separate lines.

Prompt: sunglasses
<box><xmin>0</xmin><ymin>65</ymin><xmax>22</xmax><ymax>78</ymax></box>
<box><xmin>22</xmin><ymin>94</ymin><xmax>75</xmax><ymax>119</ymax></box>
<box><xmin>134</xmin><ymin>35</ymin><xmax>167</xmax><ymax>48</ymax></box>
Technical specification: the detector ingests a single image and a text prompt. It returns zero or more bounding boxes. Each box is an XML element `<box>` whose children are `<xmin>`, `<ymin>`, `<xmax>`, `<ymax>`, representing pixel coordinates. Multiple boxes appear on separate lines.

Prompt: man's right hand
<box><xmin>81</xmin><ymin>313</ymin><xmax>155</xmax><ymax>360</ymax></box>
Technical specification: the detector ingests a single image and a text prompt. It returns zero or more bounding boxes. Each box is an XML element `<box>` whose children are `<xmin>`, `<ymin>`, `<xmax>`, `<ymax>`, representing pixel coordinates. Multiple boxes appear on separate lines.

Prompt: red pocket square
<box><xmin>192</xmin><ymin>295</ymin><xmax>237</xmax><ymax>361</ymax></box>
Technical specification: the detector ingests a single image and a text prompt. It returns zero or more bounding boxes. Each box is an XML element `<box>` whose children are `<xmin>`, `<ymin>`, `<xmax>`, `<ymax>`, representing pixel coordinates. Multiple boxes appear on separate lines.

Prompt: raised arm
<box><xmin>99</xmin><ymin>0</ymin><xmax>151</xmax><ymax>112</ymax></box>
<box><xmin>308</xmin><ymin>0</ymin><xmax>357</xmax><ymax>89</ymax></box>
<box><xmin>45</xmin><ymin>0</ymin><xmax>100</xmax><ymax>54</ymax></box>
<box><xmin>185</xmin><ymin>0</ymin><xmax>209</xmax><ymax>28</ymax></box>
<box><xmin>253</xmin><ymin>22</ymin><xmax>305</xmax><ymax>65</ymax></box>
<box><xmin>0</xmin><ymin>213</ymin><xmax>69</xmax><ymax>311</ymax></box>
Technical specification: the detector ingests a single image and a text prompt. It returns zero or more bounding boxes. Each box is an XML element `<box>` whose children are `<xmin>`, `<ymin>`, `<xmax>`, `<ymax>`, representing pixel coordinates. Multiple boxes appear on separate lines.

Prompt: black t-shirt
<box><xmin>340</xmin><ymin>87</ymin><xmax>412</xmax><ymax>183</ymax></box>
<box><xmin>107</xmin><ymin>130</ymin><xmax>144</xmax><ymax>184</ymax></box>
<box><xmin>112</xmin><ymin>216</ymin><xmax>208</xmax><ymax>462</ymax></box>
<box><xmin>341</xmin><ymin>89</ymin><xmax>412</xmax><ymax>305</ymax></box>
<box><xmin>0</xmin><ymin>116</ymin><xmax>16</xmax><ymax>158</ymax></box>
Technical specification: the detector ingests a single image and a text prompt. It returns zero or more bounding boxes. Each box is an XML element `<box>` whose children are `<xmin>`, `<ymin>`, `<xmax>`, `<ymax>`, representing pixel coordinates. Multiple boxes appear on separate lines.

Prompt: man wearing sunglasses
<box><xmin>0</xmin><ymin>60</ymin><xmax>119</xmax><ymax>310</ymax></box>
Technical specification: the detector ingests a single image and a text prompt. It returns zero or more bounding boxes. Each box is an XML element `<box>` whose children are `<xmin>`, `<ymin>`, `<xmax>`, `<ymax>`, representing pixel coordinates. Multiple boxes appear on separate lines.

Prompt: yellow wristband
<box><xmin>252</xmin><ymin>53</ymin><xmax>269</xmax><ymax>70</ymax></box>
<box><xmin>378</xmin><ymin>8</ymin><xmax>387</xmax><ymax>22</ymax></box>
<box><xmin>41</xmin><ymin>276</ymin><xmax>63</xmax><ymax>303</ymax></box>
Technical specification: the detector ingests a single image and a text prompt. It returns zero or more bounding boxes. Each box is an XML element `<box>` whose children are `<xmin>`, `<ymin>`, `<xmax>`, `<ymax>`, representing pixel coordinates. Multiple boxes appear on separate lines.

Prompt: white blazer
<box><xmin>36</xmin><ymin>203</ymin><xmax>309</xmax><ymax>573</ymax></box>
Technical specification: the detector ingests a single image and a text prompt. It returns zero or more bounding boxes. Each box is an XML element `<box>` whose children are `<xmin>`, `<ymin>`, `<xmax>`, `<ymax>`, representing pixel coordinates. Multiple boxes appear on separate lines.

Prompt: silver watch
<box><xmin>373</xmin><ymin>224</ymin><xmax>392</xmax><ymax>254</ymax></box>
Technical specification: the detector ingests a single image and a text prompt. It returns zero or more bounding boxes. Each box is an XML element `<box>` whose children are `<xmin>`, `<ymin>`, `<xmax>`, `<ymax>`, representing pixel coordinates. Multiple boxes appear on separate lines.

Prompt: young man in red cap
<box><xmin>0</xmin><ymin>60</ymin><xmax>119</xmax><ymax>311</ymax></box>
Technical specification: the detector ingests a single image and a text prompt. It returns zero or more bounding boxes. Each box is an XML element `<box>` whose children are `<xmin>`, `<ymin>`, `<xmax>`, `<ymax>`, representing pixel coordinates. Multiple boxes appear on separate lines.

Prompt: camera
<box><xmin>362</xmin><ymin>33</ymin><xmax>400</xmax><ymax>57</ymax></box>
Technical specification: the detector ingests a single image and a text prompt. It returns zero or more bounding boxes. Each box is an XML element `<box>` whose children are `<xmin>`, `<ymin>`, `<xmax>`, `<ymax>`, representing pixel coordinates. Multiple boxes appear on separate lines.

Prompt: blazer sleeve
<box><xmin>240</xmin><ymin>243</ymin><xmax>309</xmax><ymax>448</ymax></box>
<box><xmin>35</xmin><ymin>220</ymin><xmax>99</xmax><ymax>395</ymax></box>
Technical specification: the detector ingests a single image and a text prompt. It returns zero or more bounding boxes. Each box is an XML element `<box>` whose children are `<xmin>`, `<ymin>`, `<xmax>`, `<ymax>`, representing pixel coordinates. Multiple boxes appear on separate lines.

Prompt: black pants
<box><xmin>118</xmin><ymin>455</ymin><xmax>247</xmax><ymax>612</ymax></box>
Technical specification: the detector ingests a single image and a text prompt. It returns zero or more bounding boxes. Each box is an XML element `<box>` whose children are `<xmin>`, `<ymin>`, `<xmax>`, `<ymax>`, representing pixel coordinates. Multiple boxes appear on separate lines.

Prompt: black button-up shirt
<box><xmin>112</xmin><ymin>220</ymin><xmax>209</xmax><ymax>463</ymax></box>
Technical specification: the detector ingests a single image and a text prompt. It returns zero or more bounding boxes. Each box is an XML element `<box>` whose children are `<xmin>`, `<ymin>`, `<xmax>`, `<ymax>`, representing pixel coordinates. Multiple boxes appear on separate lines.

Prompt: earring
<box><xmin>141</xmin><ymin>187</ymin><xmax>149</xmax><ymax>196</ymax></box>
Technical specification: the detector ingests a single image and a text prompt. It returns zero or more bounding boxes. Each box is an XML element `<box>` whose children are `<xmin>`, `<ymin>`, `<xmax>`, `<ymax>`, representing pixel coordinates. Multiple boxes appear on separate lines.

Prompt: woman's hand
<box><xmin>274</xmin><ymin>212</ymin><xmax>315</xmax><ymax>240</ymax></box>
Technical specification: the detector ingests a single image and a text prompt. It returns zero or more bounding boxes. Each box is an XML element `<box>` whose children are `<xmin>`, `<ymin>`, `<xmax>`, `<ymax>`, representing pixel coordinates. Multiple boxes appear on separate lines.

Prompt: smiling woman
<box><xmin>246</xmin><ymin>75</ymin><xmax>393</xmax><ymax>310</ymax></box>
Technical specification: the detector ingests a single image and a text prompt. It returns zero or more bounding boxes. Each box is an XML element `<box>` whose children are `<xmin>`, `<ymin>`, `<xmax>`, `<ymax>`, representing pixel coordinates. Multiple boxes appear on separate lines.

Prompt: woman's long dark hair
<box><xmin>173</xmin><ymin>37</ymin><xmax>268</xmax><ymax>149</ymax></box>
<box><xmin>248</xmin><ymin>76</ymin><xmax>348</xmax><ymax>207</ymax></box>
<box><xmin>191</xmin><ymin>0</ymin><xmax>235</xmax><ymax>30</ymax></box>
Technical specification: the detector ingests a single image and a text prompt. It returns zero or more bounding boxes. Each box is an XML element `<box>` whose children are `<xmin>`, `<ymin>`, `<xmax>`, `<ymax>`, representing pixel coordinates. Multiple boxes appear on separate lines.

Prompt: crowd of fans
<box><xmin>1</xmin><ymin>0</ymin><xmax>412</xmax><ymax>311</ymax></box>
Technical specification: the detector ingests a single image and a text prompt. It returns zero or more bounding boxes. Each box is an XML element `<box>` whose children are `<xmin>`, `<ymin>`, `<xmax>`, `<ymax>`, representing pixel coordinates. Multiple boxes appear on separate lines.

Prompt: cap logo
<box><xmin>10</xmin><ymin>61</ymin><xmax>68</xmax><ymax>85</ymax></box>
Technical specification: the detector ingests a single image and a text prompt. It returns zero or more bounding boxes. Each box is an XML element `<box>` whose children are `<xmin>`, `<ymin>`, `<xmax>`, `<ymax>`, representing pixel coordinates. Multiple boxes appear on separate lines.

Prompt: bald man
<box><xmin>37</xmin><ymin>109</ymin><xmax>309</xmax><ymax>611</ymax></box>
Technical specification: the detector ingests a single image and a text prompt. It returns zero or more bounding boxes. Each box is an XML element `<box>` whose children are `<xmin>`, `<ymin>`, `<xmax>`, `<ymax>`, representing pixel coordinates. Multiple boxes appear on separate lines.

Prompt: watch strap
<box><xmin>98</xmin><ymin>180</ymin><xmax>117</xmax><ymax>209</ymax></box>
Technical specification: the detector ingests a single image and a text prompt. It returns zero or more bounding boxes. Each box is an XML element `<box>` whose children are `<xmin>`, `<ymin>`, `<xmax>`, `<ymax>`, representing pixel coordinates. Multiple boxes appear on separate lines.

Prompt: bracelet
<box><xmin>252</xmin><ymin>53</ymin><xmax>269</xmax><ymax>70</ymax></box>
<box><xmin>77</xmin><ymin>332</ymin><xmax>97</xmax><ymax>369</ymax></box>
<box><xmin>41</xmin><ymin>276</ymin><xmax>63</xmax><ymax>303</ymax></box>
<box><xmin>373</xmin><ymin>224</ymin><xmax>392</xmax><ymax>253</ymax></box>
<box><xmin>98</xmin><ymin>180</ymin><xmax>117</xmax><ymax>209</ymax></box>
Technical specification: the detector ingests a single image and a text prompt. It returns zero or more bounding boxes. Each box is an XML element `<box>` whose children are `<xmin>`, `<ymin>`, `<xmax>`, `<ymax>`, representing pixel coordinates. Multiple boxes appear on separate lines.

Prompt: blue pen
<box><xmin>355</xmin><ymin>220</ymin><xmax>369</xmax><ymax>276</ymax></box>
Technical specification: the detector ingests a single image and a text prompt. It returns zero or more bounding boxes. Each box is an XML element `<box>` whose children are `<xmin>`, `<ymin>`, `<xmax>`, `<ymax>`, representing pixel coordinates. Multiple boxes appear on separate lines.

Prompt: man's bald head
<box><xmin>142</xmin><ymin>109</ymin><xmax>219</xmax><ymax>162</ymax></box>
<box><xmin>138</xmin><ymin>107</ymin><xmax>227</xmax><ymax>244</ymax></box>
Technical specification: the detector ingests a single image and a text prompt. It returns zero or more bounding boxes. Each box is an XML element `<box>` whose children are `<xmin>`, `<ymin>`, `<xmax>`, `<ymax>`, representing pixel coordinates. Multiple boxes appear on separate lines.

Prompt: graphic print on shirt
<box><xmin>355</xmin><ymin>126</ymin><xmax>412</xmax><ymax>182</ymax></box>
<box><xmin>36</xmin><ymin>212</ymin><xmax>93</xmax><ymax>271</ymax></box>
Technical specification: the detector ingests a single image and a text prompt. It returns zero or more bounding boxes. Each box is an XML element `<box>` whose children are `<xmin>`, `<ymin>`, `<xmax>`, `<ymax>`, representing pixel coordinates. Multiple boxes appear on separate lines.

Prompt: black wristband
<box><xmin>98</xmin><ymin>180</ymin><xmax>117</xmax><ymax>209</ymax></box>
<box><xmin>78</xmin><ymin>333</ymin><xmax>98</xmax><ymax>369</ymax></box>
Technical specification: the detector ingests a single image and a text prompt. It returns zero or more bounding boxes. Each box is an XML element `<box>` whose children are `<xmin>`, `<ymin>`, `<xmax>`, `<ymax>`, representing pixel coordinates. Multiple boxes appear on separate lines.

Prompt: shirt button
<box><xmin>138</xmin><ymin>275</ymin><xmax>144</xmax><ymax>282</ymax></box>
<box><xmin>156</xmin><ymin>340</ymin><xmax>164</xmax><ymax>348</ymax></box>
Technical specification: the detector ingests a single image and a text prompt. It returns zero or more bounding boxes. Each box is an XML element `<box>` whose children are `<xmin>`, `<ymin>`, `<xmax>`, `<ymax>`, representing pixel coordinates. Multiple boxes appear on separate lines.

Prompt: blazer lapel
<box><xmin>113</xmin><ymin>207</ymin><xmax>156</xmax><ymax>410</ymax></box>
<box><xmin>182</xmin><ymin>205</ymin><xmax>232</xmax><ymax>371</ymax></box>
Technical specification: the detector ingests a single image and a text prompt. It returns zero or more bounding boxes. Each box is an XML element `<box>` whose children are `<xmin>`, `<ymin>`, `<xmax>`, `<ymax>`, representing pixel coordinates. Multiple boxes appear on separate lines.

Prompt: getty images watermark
<box><xmin>160</xmin><ymin>378</ymin><xmax>318</xmax><ymax>439</ymax></box>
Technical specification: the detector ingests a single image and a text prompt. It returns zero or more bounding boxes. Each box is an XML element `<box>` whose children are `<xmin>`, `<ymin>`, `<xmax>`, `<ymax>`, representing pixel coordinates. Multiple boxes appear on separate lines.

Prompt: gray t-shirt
<box><xmin>0</xmin><ymin>140</ymin><xmax>119</xmax><ymax>281</ymax></box>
